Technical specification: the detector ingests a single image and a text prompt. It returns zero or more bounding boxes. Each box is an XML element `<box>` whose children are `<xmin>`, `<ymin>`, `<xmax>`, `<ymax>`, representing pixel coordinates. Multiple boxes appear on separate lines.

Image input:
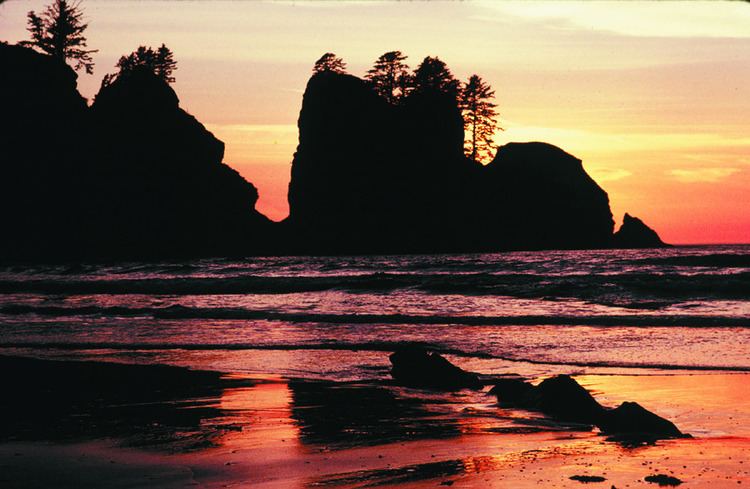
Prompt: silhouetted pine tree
<box><xmin>365</xmin><ymin>51</ymin><xmax>412</xmax><ymax>104</ymax></box>
<box><xmin>155</xmin><ymin>44</ymin><xmax>177</xmax><ymax>83</ymax></box>
<box><xmin>110</xmin><ymin>44</ymin><xmax>178</xmax><ymax>83</ymax></box>
<box><xmin>460</xmin><ymin>74</ymin><xmax>501</xmax><ymax>164</ymax></box>
<box><xmin>20</xmin><ymin>0</ymin><xmax>97</xmax><ymax>74</ymax></box>
<box><xmin>411</xmin><ymin>56</ymin><xmax>459</xmax><ymax>97</ymax></box>
<box><xmin>313</xmin><ymin>52</ymin><xmax>347</xmax><ymax>74</ymax></box>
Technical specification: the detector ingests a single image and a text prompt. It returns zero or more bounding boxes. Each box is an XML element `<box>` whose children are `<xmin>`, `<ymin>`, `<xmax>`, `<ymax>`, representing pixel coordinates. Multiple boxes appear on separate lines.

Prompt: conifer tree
<box><xmin>114</xmin><ymin>44</ymin><xmax>178</xmax><ymax>83</ymax></box>
<box><xmin>313</xmin><ymin>52</ymin><xmax>347</xmax><ymax>74</ymax></box>
<box><xmin>411</xmin><ymin>56</ymin><xmax>459</xmax><ymax>97</ymax></box>
<box><xmin>365</xmin><ymin>51</ymin><xmax>412</xmax><ymax>104</ymax></box>
<box><xmin>21</xmin><ymin>0</ymin><xmax>97</xmax><ymax>74</ymax></box>
<box><xmin>460</xmin><ymin>74</ymin><xmax>501</xmax><ymax>164</ymax></box>
<box><xmin>155</xmin><ymin>44</ymin><xmax>177</xmax><ymax>83</ymax></box>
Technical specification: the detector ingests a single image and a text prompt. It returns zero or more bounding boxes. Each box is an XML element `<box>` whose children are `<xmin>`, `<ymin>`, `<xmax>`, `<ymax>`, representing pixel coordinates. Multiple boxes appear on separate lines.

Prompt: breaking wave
<box><xmin>1</xmin><ymin>340</ymin><xmax>748</xmax><ymax>372</ymax></box>
<box><xmin>0</xmin><ymin>271</ymin><xmax>748</xmax><ymax>304</ymax></box>
<box><xmin>2</xmin><ymin>304</ymin><xmax>750</xmax><ymax>327</ymax></box>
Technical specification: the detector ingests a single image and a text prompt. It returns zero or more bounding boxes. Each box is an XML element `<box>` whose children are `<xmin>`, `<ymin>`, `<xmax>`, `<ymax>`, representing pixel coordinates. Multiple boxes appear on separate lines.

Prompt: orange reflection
<box><xmin>577</xmin><ymin>373</ymin><xmax>750</xmax><ymax>438</ymax></box>
<box><xmin>216</xmin><ymin>375</ymin><xmax>302</xmax><ymax>451</ymax></box>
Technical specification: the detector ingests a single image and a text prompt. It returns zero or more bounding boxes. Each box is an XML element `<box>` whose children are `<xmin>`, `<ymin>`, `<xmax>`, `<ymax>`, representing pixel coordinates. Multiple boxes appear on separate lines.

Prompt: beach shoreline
<box><xmin>1</xmin><ymin>355</ymin><xmax>748</xmax><ymax>488</ymax></box>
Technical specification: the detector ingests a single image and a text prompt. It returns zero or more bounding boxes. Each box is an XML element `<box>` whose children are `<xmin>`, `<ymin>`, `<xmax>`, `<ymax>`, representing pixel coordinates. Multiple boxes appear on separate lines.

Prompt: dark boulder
<box><xmin>535</xmin><ymin>375</ymin><xmax>606</xmax><ymax>423</ymax></box>
<box><xmin>613</xmin><ymin>213</ymin><xmax>667</xmax><ymax>248</ymax></box>
<box><xmin>488</xmin><ymin>378</ymin><xmax>537</xmax><ymax>404</ymax></box>
<box><xmin>490</xmin><ymin>374</ymin><xmax>686</xmax><ymax>439</ymax></box>
<box><xmin>491</xmin><ymin>375</ymin><xmax>604</xmax><ymax>424</ymax></box>
<box><xmin>598</xmin><ymin>401</ymin><xmax>683</xmax><ymax>438</ymax></box>
<box><xmin>389</xmin><ymin>348</ymin><xmax>482</xmax><ymax>390</ymax></box>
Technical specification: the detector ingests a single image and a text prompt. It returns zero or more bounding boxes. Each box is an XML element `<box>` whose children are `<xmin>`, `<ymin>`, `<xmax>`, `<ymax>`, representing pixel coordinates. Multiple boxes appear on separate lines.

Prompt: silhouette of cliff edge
<box><xmin>0</xmin><ymin>43</ymin><xmax>88</xmax><ymax>260</ymax></box>
<box><xmin>86</xmin><ymin>66</ymin><xmax>273</xmax><ymax>258</ymax></box>
<box><xmin>1</xmin><ymin>46</ymin><xmax>273</xmax><ymax>261</ymax></box>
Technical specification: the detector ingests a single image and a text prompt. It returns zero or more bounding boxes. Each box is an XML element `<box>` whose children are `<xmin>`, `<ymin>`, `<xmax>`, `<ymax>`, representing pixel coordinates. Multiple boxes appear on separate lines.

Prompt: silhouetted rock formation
<box><xmin>287</xmin><ymin>71</ymin><xmax>476</xmax><ymax>253</ymax></box>
<box><xmin>613</xmin><ymin>213</ymin><xmax>666</xmax><ymax>248</ymax></box>
<box><xmin>390</xmin><ymin>347</ymin><xmax>482</xmax><ymax>390</ymax></box>
<box><xmin>490</xmin><ymin>375</ymin><xmax>605</xmax><ymax>424</ymax></box>
<box><xmin>2</xmin><ymin>46</ymin><xmax>667</xmax><ymax>260</ymax></box>
<box><xmin>598</xmin><ymin>401</ymin><xmax>683</xmax><ymax>439</ymax></box>
<box><xmin>533</xmin><ymin>374</ymin><xmax>606</xmax><ymax>423</ymax></box>
<box><xmin>0</xmin><ymin>43</ymin><xmax>88</xmax><ymax>259</ymax></box>
<box><xmin>0</xmin><ymin>45</ymin><xmax>271</xmax><ymax>260</ymax></box>
<box><xmin>86</xmin><ymin>66</ymin><xmax>272</xmax><ymax>257</ymax></box>
<box><xmin>287</xmin><ymin>71</ymin><xmax>637</xmax><ymax>253</ymax></box>
<box><xmin>490</xmin><ymin>374</ymin><xmax>686</xmax><ymax>440</ymax></box>
<box><xmin>480</xmin><ymin>142</ymin><xmax>614</xmax><ymax>250</ymax></box>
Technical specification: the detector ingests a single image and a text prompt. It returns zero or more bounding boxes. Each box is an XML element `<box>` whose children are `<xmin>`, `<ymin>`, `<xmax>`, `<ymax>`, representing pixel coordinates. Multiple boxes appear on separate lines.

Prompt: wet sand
<box><xmin>0</xmin><ymin>356</ymin><xmax>748</xmax><ymax>488</ymax></box>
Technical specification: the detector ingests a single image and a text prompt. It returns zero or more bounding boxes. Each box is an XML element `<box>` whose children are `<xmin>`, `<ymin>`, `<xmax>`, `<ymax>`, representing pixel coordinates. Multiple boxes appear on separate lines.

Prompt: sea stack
<box><xmin>613</xmin><ymin>213</ymin><xmax>667</xmax><ymax>248</ymax></box>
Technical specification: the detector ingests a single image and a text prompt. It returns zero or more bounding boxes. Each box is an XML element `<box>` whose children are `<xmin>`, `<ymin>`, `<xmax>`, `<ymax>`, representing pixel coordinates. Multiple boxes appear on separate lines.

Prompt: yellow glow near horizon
<box><xmin>1</xmin><ymin>0</ymin><xmax>748</xmax><ymax>243</ymax></box>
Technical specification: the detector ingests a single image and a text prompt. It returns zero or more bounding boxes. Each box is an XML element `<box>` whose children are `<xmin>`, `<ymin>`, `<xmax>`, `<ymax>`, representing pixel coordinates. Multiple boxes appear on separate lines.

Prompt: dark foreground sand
<box><xmin>0</xmin><ymin>356</ymin><xmax>748</xmax><ymax>488</ymax></box>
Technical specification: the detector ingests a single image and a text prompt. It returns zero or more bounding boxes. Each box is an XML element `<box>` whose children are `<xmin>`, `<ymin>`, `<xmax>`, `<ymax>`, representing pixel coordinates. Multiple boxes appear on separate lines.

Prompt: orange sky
<box><xmin>2</xmin><ymin>0</ymin><xmax>748</xmax><ymax>244</ymax></box>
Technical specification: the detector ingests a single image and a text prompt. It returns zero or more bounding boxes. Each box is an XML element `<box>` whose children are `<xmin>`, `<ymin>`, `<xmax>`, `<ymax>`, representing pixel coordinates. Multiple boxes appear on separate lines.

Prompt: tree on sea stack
<box><xmin>20</xmin><ymin>0</ymin><xmax>97</xmax><ymax>74</ymax></box>
<box><xmin>101</xmin><ymin>43</ymin><xmax>178</xmax><ymax>87</ymax></box>
<box><xmin>313</xmin><ymin>52</ymin><xmax>347</xmax><ymax>74</ymax></box>
<box><xmin>365</xmin><ymin>50</ymin><xmax>412</xmax><ymax>104</ymax></box>
<box><xmin>411</xmin><ymin>56</ymin><xmax>460</xmax><ymax>97</ymax></box>
<box><xmin>460</xmin><ymin>74</ymin><xmax>501</xmax><ymax>164</ymax></box>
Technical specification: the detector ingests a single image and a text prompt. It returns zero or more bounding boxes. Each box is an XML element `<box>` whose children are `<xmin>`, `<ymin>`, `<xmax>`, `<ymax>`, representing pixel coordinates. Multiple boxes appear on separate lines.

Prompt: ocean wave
<box><xmin>0</xmin><ymin>271</ymin><xmax>748</xmax><ymax>303</ymax></box>
<box><xmin>636</xmin><ymin>253</ymin><xmax>750</xmax><ymax>268</ymax></box>
<box><xmin>1</xmin><ymin>340</ymin><xmax>748</xmax><ymax>372</ymax></box>
<box><xmin>2</xmin><ymin>304</ymin><xmax>749</xmax><ymax>327</ymax></box>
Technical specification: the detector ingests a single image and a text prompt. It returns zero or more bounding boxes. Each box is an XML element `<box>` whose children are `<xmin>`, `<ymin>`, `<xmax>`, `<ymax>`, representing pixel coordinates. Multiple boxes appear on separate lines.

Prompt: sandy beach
<box><xmin>1</xmin><ymin>355</ymin><xmax>748</xmax><ymax>488</ymax></box>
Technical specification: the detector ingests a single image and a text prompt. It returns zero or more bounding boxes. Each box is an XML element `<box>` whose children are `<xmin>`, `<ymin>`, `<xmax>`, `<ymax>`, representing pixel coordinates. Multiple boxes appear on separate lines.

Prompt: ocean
<box><xmin>1</xmin><ymin>245</ymin><xmax>749</xmax><ymax>380</ymax></box>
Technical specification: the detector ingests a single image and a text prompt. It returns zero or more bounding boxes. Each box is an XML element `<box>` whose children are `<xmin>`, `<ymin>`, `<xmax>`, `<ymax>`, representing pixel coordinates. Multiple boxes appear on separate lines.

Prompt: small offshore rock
<box><xmin>390</xmin><ymin>347</ymin><xmax>482</xmax><ymax>390</ymax></box>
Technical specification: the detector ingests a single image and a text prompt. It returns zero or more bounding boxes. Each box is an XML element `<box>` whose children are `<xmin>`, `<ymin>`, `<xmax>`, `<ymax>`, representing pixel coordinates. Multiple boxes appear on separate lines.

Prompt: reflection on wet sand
<box><xmin>0</xmin><ymin>355</ymin><xmax>605</xmax><ymax>455</ymax></box>
<box><xmin>578</xmin><ymin>373</ymin><xmax>750</xmax><ymax>437</ymax></box>
<box><xmin>287</xmin><ymin>381</ymin><xmax>462</xmax><ymax>449</ymax></box>
<box><xmin>216</xmin><ymin>377</ymin><xmax>302</xmax><ymax>451</ymax></box>
<box><xmin>2</xmin><ymin>356</ymin><xmax>749</xmax><ymax>488</ymax></box>
<box><xmin>0</xmin><ymin>355</ymin><xmax>256</xmax><ymax>451</ymax></box>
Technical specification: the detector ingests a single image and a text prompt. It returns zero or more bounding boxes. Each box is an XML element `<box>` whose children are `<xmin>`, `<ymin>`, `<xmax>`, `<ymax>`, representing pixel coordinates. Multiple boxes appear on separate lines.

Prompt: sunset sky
<box><xmin>2</xmin><ymin>0</ymin><xmax>748</xmax><ymax>244</ymax></box>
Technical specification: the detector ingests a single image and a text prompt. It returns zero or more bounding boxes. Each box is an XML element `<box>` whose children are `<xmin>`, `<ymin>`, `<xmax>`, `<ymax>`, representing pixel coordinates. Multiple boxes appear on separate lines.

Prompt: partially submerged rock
<box><xmin>389</xmin><ymin>348</ymin><xmax>482</xmax><ymax>390</ymax></box>
<box><xmin>598</xmin><ymin>401</ymin><xmax>683</xmax><ymax>438</ymax></box>
<box><xmin>536</xmin><ymin>375</ymin><xmax>606</xmax><ymax>423</ymax></box>
<box><xmin>488</xmin><ymin>378</ymin><xmax>536</xmax><ymax>404</ymax></box>
<box><xmin>490</xmin><ymin>374</ymin><xmax>686</xmax><ymax>440</ymax></box>
<box><xmin>491</xmin><ymin>375</ymin><xmax>604</xmax><ymax>423</ymax></box>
